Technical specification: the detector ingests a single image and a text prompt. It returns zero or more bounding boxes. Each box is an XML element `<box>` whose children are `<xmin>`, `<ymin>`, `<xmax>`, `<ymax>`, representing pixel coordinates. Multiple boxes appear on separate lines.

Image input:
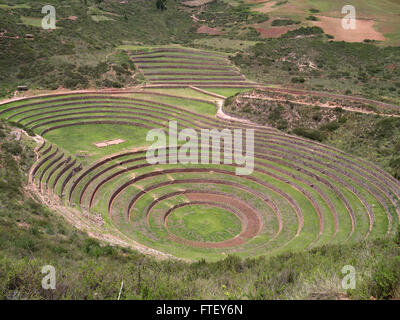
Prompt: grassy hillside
<box><xmin>2</xmin><ymin>0</ymin><xmax>400</xmax><ymax>104</ymax></box>
<box><xmin>0</xmin><ymin>121</ymin><xmax>399</xmax><ymax>299</ymax></box>
<box><xmin>0</xmin><ymin>0</ymin><xmax>197</xmax><ymax>96</ymax></box>
<box><xmin>230</xmin><ymin>38</ymin><xmax>400</xmax><ymax>105</ymax></box>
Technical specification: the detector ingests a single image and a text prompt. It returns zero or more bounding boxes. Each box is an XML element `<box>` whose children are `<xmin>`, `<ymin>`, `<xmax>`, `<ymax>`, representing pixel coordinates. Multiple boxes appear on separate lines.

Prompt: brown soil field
<box><xmin>254</xmin><ymin>26</ymin><xmax>290</xmax><ymax>38</ymax></box>
<box><xmin>196</xmin><ymin>25</ymin><xmax>225</xmax><ymax>35</ymax></box>
<box><xmin>312</xmin><ymin>16</ymin><xmax>385</xmax><ymax>42</ymax></box>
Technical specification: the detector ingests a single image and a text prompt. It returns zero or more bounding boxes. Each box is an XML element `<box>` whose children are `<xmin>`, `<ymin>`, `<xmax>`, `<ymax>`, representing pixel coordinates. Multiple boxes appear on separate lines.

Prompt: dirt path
<box><xmin>216</xmin><ymin>99</ymin><xmax>256</xmax><ymax>124</ymax></box>
<box><xmin>242</xmin><ymin>94</ymin><xmax>400</xmax><ymax>118</ymax></box>
<box><xmin>258</xmin><ymin>86</ymin><xmax>400</xmax><ymax>111</ymax></box>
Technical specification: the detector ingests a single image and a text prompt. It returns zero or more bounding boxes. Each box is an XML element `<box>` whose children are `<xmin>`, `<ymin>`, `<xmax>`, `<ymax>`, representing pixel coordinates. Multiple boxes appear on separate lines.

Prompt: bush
<box><xmin>282</xmin><ymin>26</ymin><xmax>324</xmax><ymax>38</ymax></box>
<box><xmin>306</xmin><ymin>16</ymin><xmax>319</xmax><ymax>21</ymax></box>
<box><xmin>320</xmin><ymin>121</ymin><xmax>340</xmax><ymax>132</ymax></box>
<box><xmin>389</xmin><ymin>156</ymin><xmax>400</xmax><ymax>179</ymax></box>
<box><xmin>370</xmin><ymin>256</ymin><xmax>400</xmax><ymax>299</ymax></box>
<box><xmin>271</xmin><ymin>19</ymin><xmax>300</xmax><ymax>26</ymax></box>
<box><xmin>83</xmin><ymin>238</ymin><xmax>117</xmax><ymax>258</ymax></box>
<box><xmin>292</xmin><ymin>127</ymin><xmax>326</xmax><ymax>141</ymax></box>
<box><xmin>291</xmin><ymin>77</ymin><xmax>305</xmax><ymax>83</ymax></box>
<box><xmin>1</xmin><ymin>141</ymin><xmax>22</xmax><ymax>156</ymax></box>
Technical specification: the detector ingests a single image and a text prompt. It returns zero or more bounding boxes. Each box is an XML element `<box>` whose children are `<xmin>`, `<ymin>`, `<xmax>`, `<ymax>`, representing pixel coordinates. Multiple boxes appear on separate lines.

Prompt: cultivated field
<box><xmin>226</xmin><ymin>0</ymin><xmax>400</xmax><ymax>45</ymax></box>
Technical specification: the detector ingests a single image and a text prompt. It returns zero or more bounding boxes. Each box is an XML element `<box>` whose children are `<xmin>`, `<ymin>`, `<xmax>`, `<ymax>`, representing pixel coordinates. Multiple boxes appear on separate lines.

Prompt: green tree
<box><xmin>156</xmin><ymin>0</ymin><xmax>167</xmax><ymax>10</ymax></box>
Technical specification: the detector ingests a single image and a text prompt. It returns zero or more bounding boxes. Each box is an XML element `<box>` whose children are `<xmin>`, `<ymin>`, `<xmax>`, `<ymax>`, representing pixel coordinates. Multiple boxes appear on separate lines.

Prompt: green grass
<box><xmin>19</xmin><ymin>16</ymin><xmax>43</xmax><ymax>28</ymax></box>
<box><xmin>123</xmin><ymin>93</ymin><xmax>218</xmax><ymax>116</ymax></box>
<box><xmin>42</xmin><ymin>124</ymin><xmax>151</xmax><ymax>164</ymax></box>
<box><xmin>201</xmin><ymin>87</ymin><xmax>253</xmax><ymax>97</ymax></box>
<box><xmin>167</xmin><ymin>204</ymin><xmax>242</xmax><ymax>242</ymax></box>
<box><xmin>0</xmin><ymin>3</ymin><xmax>30</xmax><ymax>9</ymax></box>
<box><xmin>143</xmin><ymin>88</ymin><xmax>223</xmax><ymax>102</ymax></box>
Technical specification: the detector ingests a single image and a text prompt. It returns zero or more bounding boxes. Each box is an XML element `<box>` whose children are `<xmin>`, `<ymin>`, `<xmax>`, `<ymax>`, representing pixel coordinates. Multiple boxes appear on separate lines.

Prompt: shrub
<box><xmin>291</xmin><ymin>77</ymin><xmax>305</xmax><ymax>83</ymax></box>
<box><xmin>389</xmin><ymin>156</ymin><xmax>400</xmax><ymax>179</ymax></box>
<box><xmin>292</xmin><ymin>127</ymin><xmax>326</xmax><ymax>141</ymax></box>
<box><xmin>306</xmin><ymin>16</ymin><xmax>319</xmax><ymax>21</ymax></box>
<box><xmin>320</xmin><ymin>121</ymin><xmax>340</xmax><ymax>132</ymax></box>
<box><xmin>282</xmin><ymin>26</ymin><xmax>324</xmax><ymax>38</ymax></box>
<box><xmin>1</xmin><ymin>141</ymin><xmax>22</xmax><ymax>156</ymax></box>
<box><xmin>312</xmin><ymin>113</ymin><xmax>322</xmax><ymax>121</ymax></box>
<box><xmin>83</xmin><ymin>238</ymin><xmax>117</xmax><ymax>258</ymax></box>
<box><xmin>15</xmin><ymin>236</ymin><xmax>37</xmax><ymax>251</ymax></box>
<box><xmin>369</xmin><ymin>256</ymin><xmax>400</xmax><ymax>299</ymax></box>
<box><xmin>271</xmin><ymin>19</ymin><xmax>300</xmax><ymax>26</ymax></box>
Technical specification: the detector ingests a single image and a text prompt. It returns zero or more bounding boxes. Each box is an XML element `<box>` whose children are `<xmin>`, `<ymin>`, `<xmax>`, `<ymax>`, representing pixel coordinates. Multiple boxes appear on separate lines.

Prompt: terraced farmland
<box><xmin>131</xmin><ymin>47</ymin><xmax>257</xmax><ymax>87</ymax></box>
<box><xmin>1</xmin><ymin>83</ymin><xmax>399</xmax><ymax>261</ymax></box>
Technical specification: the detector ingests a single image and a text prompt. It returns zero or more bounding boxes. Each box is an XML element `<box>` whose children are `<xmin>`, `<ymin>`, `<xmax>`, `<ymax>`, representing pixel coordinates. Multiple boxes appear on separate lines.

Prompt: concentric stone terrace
<box><xmin>131</xmin><ymin>47</ymin><xmax>257</xmax><ymax>87</ymax></box>
<box><xmin>1</xmin><ymin>87</ymin><xmax>399</xmax><ymax>261</ymax></box>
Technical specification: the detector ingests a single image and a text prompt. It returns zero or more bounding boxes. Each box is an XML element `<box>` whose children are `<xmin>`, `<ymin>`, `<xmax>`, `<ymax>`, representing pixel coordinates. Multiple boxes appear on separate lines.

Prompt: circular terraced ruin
<box><xmin>1</xmin><ymin>48</ymin><xmax>399</xmax><ymax>261</ymax></box>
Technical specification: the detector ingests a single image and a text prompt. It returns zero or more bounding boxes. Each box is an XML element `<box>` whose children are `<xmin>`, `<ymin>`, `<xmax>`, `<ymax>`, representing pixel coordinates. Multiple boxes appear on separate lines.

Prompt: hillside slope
<box><xmin>0</xmin><ymin>120</ymin><xmax>399</xmax><ymax>299</ymax></box>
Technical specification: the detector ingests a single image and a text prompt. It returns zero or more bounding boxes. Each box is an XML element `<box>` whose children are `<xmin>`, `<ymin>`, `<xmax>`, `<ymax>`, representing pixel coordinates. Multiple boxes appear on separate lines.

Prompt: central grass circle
<box><xmin>166</xmin><ymin>204</ymin><xmax>242</xmax><ymax>243</ymax></box>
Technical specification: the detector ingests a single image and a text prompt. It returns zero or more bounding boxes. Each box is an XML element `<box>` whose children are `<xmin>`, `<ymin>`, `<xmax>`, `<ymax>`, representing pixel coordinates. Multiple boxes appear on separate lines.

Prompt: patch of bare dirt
<box><xmin>251</xmin><ymin>1</ymin><xmax>277</xmax><ymax>13</ymax></box>
<box><xmin>254</xmin><ymin>26</ymin><xmax>290</xmax><ymax>38</ymax></box>
<box><xmin>312</xmin><ymin>16</ymin><xmax>385</xmax><ymax>42</ymax></box>
<box><xmin>16</xmin><ymin>222</ymin><xmax>30</xmax><ymax>230</ymax></box>
<box><xmin>196</xmin><ymin>25</ymin><xmax>225</xmax><ymax>35</ymax></box>
<box><xmin>94</xmin><ymin>139</ymin><xmax>125</xmax><ymax>148</ymax></box>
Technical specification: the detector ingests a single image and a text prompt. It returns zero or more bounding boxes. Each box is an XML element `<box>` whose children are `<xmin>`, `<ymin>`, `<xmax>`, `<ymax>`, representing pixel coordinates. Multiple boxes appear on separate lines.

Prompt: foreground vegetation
<box><xmin>0</xmin><ymin>121</ymin><xmax>399</xmax><ymax>300</ymax></box>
